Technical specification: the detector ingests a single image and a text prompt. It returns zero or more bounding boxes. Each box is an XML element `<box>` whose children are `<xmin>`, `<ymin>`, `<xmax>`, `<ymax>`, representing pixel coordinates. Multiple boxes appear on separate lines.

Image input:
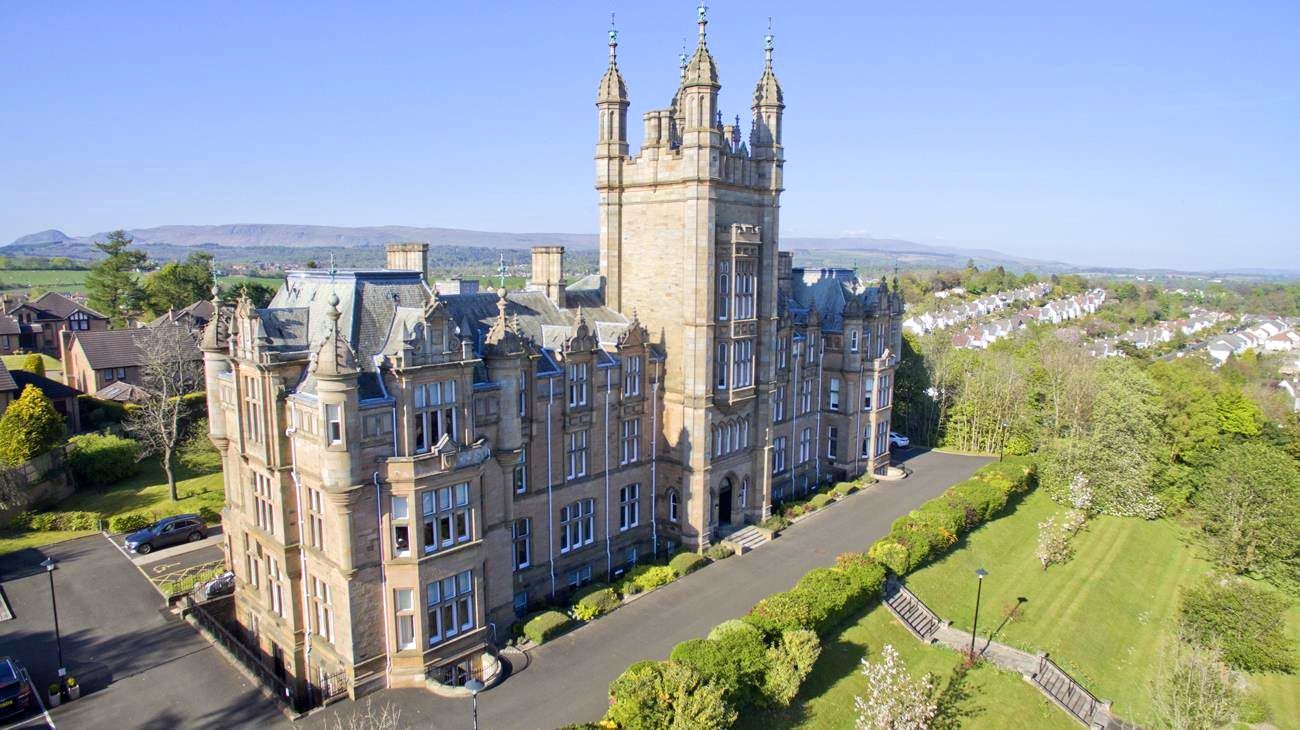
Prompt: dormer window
<box><xmin>567</xmin><ymin>362</ymin><xmax>589</xmax><ymax>408</ymax></box>
<box><xmin>413</xmin><ymin>380</ymin><xmax>458</xmax><ymax>453</ymax></box>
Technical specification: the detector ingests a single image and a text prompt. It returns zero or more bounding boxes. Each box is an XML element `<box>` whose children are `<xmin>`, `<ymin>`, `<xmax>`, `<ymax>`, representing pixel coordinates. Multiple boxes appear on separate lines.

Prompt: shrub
<box><xmin>808</xmin><ymin>493</ymin><xmax>833</xmax><ymax>509</ymax></box>
<box><xmin>20</xmin><ymin>353</ymin><xmax>45</xmax><ymax>376</ymax></box>
<box><xmin>745</xmin><ymin>590</ymin><xmax>817</xmax><ymax>637</ymax></box>
<box><xmin>835</xmin><ymin>553</ymin><xmax>887</xmax><ymax>597</ymax></box>
<box><xmin>669</xmin><ymin>552</ymin><xmax>708</xmax><ymax>577</ymax></box>
<box><xmin>572</xmin><ymin>586</ymin><xmax>621</xmax><ymax>621</ymax></box>
<box><xmin>0</xmin><ymin>385</ymin><xmax>66</xmax><ymax>465</ymax></box>
<box><xmin>629</xmin><ymin>565</ymin><xmax>677</xmax><ymax>592</ymax></box>
<box><xmin>618</xmin><ymin>576</ymin><xmax>644</xmax><ymax>596</ymax></box>
<box><xmin>760</xmin><ymin>515</ymin><xmax>790</xmax><ymax>533</ymax></box>
<box><xmin>67</xmin><ymin>433</ymin><xmax>141</xmax><ymax>489</ymax></box>
<box><xmin>1004</xmin><ymin>433</ymin><xmax>1033</xmax><ymax>456</ymax></box>
<box><xmin>522</xmin><ymin>610</ymin><xmax>572</xmax><ymax>645</ymax></box>
<box><xmin>708</xmin><ymin>619</ymin><xmax>762</xmax><ymax>643</ymax></box>
<box><xmin>867</xmin><ymin>540</ymin><xmax>909</xmax><ymax>575</ymax></box>
<box><xmin>198</xmin><ymin>505</ymin><xmax>221</xmax><ymax>524</ymax></box>
<box><xmin>605</xmin><ymin>660</ymin><xmax>735</xmax><ymax>730</ymax></box>
<box><xmin>109</xmin><ymin>512</ymin><xmax>153</xmax><ymax>535</ymax></box>
<box><xmin>795</xmin><ymin>567</ymin><xmax>860</xmax><ymax>633</ymax></box>
<box><xmin>78</xmin><ymin>395</ymin><xmax>128</xmax><ymax>429</ymax></box>
<box><xmin>764</xmin><ymin>629</ymin><xmax>822</xmax><ymax>707</ymax></box>
<box><xmin>670</xmin><ymin>629</ymin><xmax>769</xmax><ymax>708</ymax></box>
<box><xmin>1180</xmin><ymin>580</ymin><xmax>1296</xmax><ymax>673</ymax></box>
<box><xmin>57</xmin><ymin>511</ymin><xmax>101</xmax><ymax>531</ymax></box>
<box><xmin>705</xmin><ymin>543</ymin><xmax>734</xmax><ymax>561</ymax></box>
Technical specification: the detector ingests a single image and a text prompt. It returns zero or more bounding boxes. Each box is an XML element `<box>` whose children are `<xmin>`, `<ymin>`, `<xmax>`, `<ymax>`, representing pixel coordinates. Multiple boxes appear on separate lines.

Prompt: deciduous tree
<box><xmin>1194</xmin><ymin>442</ymin><xmax>1300</xmax><ymax>581</ymax></box>
<box><xmin>124</xmin><ymin>325</ymin><xmax>201</xmax><ymax>500</ymax></box>
<box><xmin>854</xmin><ymin>644</ymin><xmax>937</xmax><ymax>730</ymax></box>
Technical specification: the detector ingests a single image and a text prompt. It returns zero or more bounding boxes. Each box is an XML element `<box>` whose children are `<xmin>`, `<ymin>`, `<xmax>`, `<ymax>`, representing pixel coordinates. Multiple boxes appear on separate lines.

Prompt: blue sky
<box><xmin>2</xmin><ymin>1</ymin><xmax>1297</xmax><ymax>271</ymax></box>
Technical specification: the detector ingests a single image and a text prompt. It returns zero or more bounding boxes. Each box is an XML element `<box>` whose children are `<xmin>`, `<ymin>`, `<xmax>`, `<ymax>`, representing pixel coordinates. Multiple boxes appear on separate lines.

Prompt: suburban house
<box><xmin>60</xmin><ymin>325</ymin><xmax>202</xmax><ymax>398</ymax></box>
<box><xmin>949</xmin><ymin>289</ymin><xmax>1106</xmax><ymax>349</ymax></box>
<box><xmin>147</xmin><ymin>299</ymin><xmax>217</xmax><ymax>330</ymax></box>
<box><xmin>0</xmin><ymin>358</ymin><xmax>83</xmax><ymax>432</ymax></box>
<box><xmin>0</xmin><ymin>291</ymin><xmax>110</xmax><ymax>355</ymax></box>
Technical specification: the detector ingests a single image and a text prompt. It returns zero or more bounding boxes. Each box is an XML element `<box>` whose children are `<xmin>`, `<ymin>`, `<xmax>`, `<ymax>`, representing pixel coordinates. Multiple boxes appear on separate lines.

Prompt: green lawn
<box><xmin>894</xmin><ymin>488</ymin><xmax>1298</xmax><ymax>728</ymax></box>
<box><xmin>0</xmin><ymin>458</ymin><xmax>224</xmax><ymax>555</ymax></box>
<box><xmin>0</xmin><ymin>269</ymin><xmax>91</xmax><ymax>290</ymax></box>
<box><xmin>749</xmin><ymin>605</ymin><xmax>1073</xmax><ymax>729</ymax></box>
<box><xmin>2</xmin><ymin>354</ymin><xmax>63</xmax><ymax>381</ymax></box>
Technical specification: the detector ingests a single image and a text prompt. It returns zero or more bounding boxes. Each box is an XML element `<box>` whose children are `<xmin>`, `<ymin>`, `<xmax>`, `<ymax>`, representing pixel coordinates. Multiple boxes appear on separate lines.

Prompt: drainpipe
<box><xmin>373</xmin><ymin>472</ymin><xmax>393</xmax><ymax>683</ymax></box>
<box><xmin>815</xmin><ymin>333</ymin><xmax>824</xmax><ymax>487</ymax></box>
<box><xmin>650</xmin><ymin>362</ymin><xmax>659</xmax><ymax>556</ymax></box>
<box><xmin>286</xmin><ymin>425</ymin><xmax>312</xmax><ymax>701</ymax></box>
<box><xmin>545</xmin><ymin>378</ymin><xmax>556</xmax><ymax>598</ymax></box>
<box><xmin>855</xmin><ymin>349</ymin><xmax>864</xmax><ymax>477</ymax></box>
<box><xmin>603</xmin><ymin>369</ymin><xmax>612</xmax><ymax>579</ymax></box>
<box><xmin>791</xmin><ymin>336</ymin><xmax>800</xmax><ymax>496</ymax></box>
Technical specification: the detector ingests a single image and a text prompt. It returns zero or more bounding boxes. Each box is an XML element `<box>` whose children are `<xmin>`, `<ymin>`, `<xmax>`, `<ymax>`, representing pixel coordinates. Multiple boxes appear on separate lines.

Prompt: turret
<box><xmin>751</xmin><ymin>27</ymin><xmax>784</xmax><ymax>160</ymax></box>
<box><xmin>596</xmin><ymin>19</ymin><xmax>629</xmax><ymax>159</ymax></box>
<box><xmin>680</xmin><ymin>2</ymin><xmax>721</xmax><ymax>149</ymax></box>
<box><xmin>312</xmin><ymin>292</ymin><xmax>360</xmax><ymax>493</ymax></box>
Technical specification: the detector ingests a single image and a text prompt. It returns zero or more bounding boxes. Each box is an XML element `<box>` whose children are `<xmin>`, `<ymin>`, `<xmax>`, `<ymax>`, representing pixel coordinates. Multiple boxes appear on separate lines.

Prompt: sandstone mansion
<box><xmin>202</xmin><ymin>10</ymin><xmax>903</xmax><ymax>703</ymax></box>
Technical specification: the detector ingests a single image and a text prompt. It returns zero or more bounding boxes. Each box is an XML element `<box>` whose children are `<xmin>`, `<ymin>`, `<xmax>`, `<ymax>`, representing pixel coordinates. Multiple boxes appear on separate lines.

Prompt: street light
<box><xmin>465</xmin><ymin>678</ymin><xmax>485</xmax><ymax>730</ymax></box>
<box><xmin>40</xmin><ymin>557</ymin><xmax>65</xmax><ymax>679</ymax></box>
<box><xmin>969</xmin><ymin>568</ymin><xmax>988</xmax><ymax>660</ymax></box>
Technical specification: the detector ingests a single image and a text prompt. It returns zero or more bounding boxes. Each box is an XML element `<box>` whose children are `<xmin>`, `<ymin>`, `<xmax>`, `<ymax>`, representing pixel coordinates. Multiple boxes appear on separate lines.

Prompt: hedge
<box><xmin>66</xmin><ymin>433</ymin><xmax>141</xmax><ymax>489</ymax></box>
<box><xmin>573</xmin><ymin>586</ymin><xmax>621</xmax><ymax>621</ymax></box>
<box><xmin>808</xmin><ymin>493</ymin><xmax>833</xmax><ymax>509</ymax></box>
<box><xmin>522</xmin><ymin>610</ymin><xmax>572</xmax><ymax>645</ymax></box>
<box><xmin>627</xmin><ymin>565</ymin><xmax>676</xmax><ymax>592</ymax></box>
<box><xmin>601</xmin><ymin>457</ymin><xmax>1036</xmax><ymax>728</ymax></box>
<box><xmin>10</xmin><ymin>510</ymin><xmax>101</xmax><ymax>532</ymax></box>
<box><xmin>669</xmin><ymin>552</ymin><xmax>708</xmax><ymax>577</ymax></box>
<box><xmin>704</xmin><ymin>544</ymin><xmax>735</xmax><ymax>561</ymax></box>
<box><xmin>109</xmin><ymin>513</ymin><xmax>153</xmax><ymax>534</ymax></box>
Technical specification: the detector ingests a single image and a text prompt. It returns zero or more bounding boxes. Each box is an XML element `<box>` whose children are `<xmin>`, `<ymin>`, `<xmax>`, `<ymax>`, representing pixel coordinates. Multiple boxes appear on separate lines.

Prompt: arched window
<box><xmin>667</xmin><ymin>489</ymin><xmax>680</xmax><ymax>523</ymax></box>
<box><xmin>740</xmin><ymin>477</ymin><xmax>750</xmax><ymax>508</ymax></box>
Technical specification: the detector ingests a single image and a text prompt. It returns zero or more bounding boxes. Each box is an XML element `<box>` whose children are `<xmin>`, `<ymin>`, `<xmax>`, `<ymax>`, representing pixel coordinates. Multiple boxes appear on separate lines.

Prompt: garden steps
<box><xmin>882</xmin><ymin>578</ymin><xmax>942</xmax><ymax>641</ymax></box>
<box><xmin>721</xmin><ymin>525</ymin><xmax>769</xmax><ymax>554</ymax></box>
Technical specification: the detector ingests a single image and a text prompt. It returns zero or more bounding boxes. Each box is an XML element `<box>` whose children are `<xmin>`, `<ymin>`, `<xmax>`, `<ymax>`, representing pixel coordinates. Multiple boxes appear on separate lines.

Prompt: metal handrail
<box><xmin>1035</xmin><ymin>654</ymin><xmax>1099</xmax><ymax>724</ymax></box>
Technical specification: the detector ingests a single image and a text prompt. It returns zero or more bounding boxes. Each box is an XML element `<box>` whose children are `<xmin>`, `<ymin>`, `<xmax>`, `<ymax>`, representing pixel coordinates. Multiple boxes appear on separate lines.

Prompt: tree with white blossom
<box><xmin>854</xmin><ymin>644</ymin><xmax>937</xmax><ymax>729</ymax></box>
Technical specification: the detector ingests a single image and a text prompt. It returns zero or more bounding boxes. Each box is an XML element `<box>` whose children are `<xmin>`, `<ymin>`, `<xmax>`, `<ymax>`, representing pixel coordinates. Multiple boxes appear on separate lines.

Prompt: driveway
<box><xmin>310</xmin><ymin>449</ymin><xmax>991</xmax><ymax>730</ymax></box>
<box><xmin>0</xmin><ymin>536</ymin><xmax>285</xmax><ymax>729</ymax></box>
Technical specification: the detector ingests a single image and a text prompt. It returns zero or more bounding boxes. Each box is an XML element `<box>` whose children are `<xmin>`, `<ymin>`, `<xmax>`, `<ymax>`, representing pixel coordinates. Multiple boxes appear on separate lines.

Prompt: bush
<box><xmin>109</xmin><ymin>512</ymin><xmax>153</xmax><ymax>534</ymax></box>
<box><xmin>628</xmin><ymin>565</ymin><xmax>677</xmax><ymax>592</ymax></box>
<box><xmin>522</xmin><ymin>610</ymin><xmax>572</xmax><ymax>645</ymax></box>
<box><xmin>759</xmin><ymin>515</ymin><xmax>789</xmax><ymax>533</ymax></box>
<box><xmin>745</xmin><ymin>590</ymin><xmax>817</xmax><ymax>637</ymax></box>
<box><xmin>794</xmin><ymin>567</ymin><xmax>859</xmax><ymax>633</ymax></box>
<box><xmin>198</xmin><ymin>505</ymin><xmax>221</xmax><ymax>524</ymax></box>
<box><xmin>78</xmin><ymin>395</ymin><xmax>128</xmax><ymax>429</ymax></box>
<box><xmin>1180</xmin><ymin>580</ymin><xmax>1296</xmax><ymax>673</ymax></box>
<box><xmin>708</xmin><ymin>619</ymin><xmax>761</xmax><ymax>643</ymax></box>
<box><xmin>618</xmin><ymin>576</ymin><xmax>643</xmax><ymax>596</ymax></box>
<box><xmin>835</xmin><ymin>552</ymin><xmax>887</xmax><ymax>596</ymax></box>
<box><xmin>20</xmin><ymin>353</ymin><xmax>45</xmax><ymax>376</ymax></box>
<box><xmin>10</xmin><ymin>510</ymin><xmax>102</xmax><ymax>532</ymax></box>
<box><xmin>605</xmin><ymin>660</ymin><xmax>736</xmax><ymax>730</ymax></box>
<box><xmin>0</xmin><ymin>385</ymin><xmax>66</xmax><ymax>465</ymax></box>
<box><xmin>808</xmin><ymin>493</ymin><xmax>833</xmax><ymax>509</ymax></box>
<box><xmin>670</xmin><ymin>628</ymin><xmax>769</xmax><ymax>708</ymax></box>
<box><xmin>178</xmin><ymin>418</ymin><xmax>222</xmax><ymax>471</ymax></box>
<box><xmin>572</xmin><ymin>586</ymin><xmax>621</xmax><ymax>621</ymax></box>
<box><xmin>66</xmin><ymin>433</ymin><xmax>141</xmax><ymax>489</ymax></box>
<box><xmin>764</xmin><ymin>629</ymin><xmax>822</xmax><ymax>707</ymax></box>
<box><xmin>704</xmin><ymin>543</ymin><xmax>734</xmax><ymax>561</ymax></box>
<box><xmin>670</xmin><ymin>552</ymin><xmax>708</xmax><ymax>577</ymax></box>
<box><xmin>867</xmin><ymin>539</ymin><xmax>909</xmax><ymax>575</ymax></box>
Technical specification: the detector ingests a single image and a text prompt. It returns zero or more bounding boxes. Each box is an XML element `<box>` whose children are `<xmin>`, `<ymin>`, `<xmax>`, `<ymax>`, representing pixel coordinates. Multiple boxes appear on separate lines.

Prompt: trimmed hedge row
<box><xmin>601</xmin><ymin>457</ymin><xmax>1037</xmax><ymax>729</ymax></box>
<box><xmin>669</xmin><ymin>552</ymin><xmax>708</xmax><ymax>577</ymax></box>
<box><xmin>66</xmin><ymin>433</ymin><xmax>141</xmax><ymax>489</ymax></box>
<box><xmin>573</xmin><ymin>586</ymin><xmax>621</xmax><ymax>621</ymax></box>
<box><xmin>10</xmin><ymin>510</ymin><xmax>101</xmax><ymax>532</ymax></box>
<box><xmin>522</xmin><ymin>610</ymin><xmax>572</xmax><ymax>644</ymax></box>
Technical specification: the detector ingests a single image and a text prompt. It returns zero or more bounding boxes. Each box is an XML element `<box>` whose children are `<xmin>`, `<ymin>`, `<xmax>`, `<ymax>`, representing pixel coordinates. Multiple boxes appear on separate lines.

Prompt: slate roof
<box><xmin>10</xmin><ymin>369</ymin><xmax>81</xmax><ymax>400</ymax></box>
<box><xmin>0</xmin><ymin>359</ymin><xmax>16</xmax><ymax>393</ymax></box>
<box><xmin>95</xmin><ymin>380</ymin><xmax>152</xmax><ymax>403</ymax></box>
<box><xmin>148</xmin><ymin>299</ymin><xmax>216</xmax><ymax>328</ymax></box>
<box><xmin>71</xmin><ymin>327</ymin><xmax>202</xmax><ymax>370</ymax></box>
<box><xmin>0</xmin><ymin>314</ymin><xmax>19</xmax><ymax>336</ymax></box>
<box><xmin>14</xmin><ymin>291</ymin><xmax>108</xmax><ymax>321</ymax></box>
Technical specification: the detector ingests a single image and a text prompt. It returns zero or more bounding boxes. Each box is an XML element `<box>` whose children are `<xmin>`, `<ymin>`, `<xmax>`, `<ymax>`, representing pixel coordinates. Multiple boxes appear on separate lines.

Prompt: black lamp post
<box><xmin>465</xmin><ymin>678</ymin><xmax>485</xmax><ymax>730</ymax></box>
<box><xmin>969</xmin><ymin>568</ymin><xmax>988</xmax><ymax>660</ymax></box>
<box><xmin>40</xmin><ymin>557</ymin><xmax>65</xmax><ymax>679</ymax></box>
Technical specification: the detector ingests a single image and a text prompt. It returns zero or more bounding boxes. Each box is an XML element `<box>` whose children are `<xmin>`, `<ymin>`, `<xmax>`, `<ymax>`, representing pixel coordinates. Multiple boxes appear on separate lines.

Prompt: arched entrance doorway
<box><xmin>718</xmin><ymin>477</ymin><xmax>733</xmax><ymax>527</ymax></box>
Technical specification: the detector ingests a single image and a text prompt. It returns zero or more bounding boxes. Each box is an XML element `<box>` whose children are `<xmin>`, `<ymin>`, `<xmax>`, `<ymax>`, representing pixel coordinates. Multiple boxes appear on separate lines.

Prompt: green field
<box><xmin>0</xmin><ymin>458</ymin><xmax>224</xmax><ymax>555</ymax></box>
<box><xmin>890</xmin><ymin>488</ymin><xmax>1298</xmax><ymax>727</ymax></box>
<box><xmin>754</xmin><ymin>604</ymin><xmax>1073</xmax><ymax>729</ymax></box>
<box><xmin>0</xmin><ymin>269</ymin><xmax>282</xmax><ymax>297</ymax></box>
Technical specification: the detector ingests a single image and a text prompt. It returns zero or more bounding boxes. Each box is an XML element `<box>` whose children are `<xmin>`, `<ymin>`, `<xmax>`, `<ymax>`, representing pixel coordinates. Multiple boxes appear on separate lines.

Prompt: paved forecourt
<box><xmin>311</xmin><ymin>448</ymin><xmax>991</xmax><ymax>730</ymax></box>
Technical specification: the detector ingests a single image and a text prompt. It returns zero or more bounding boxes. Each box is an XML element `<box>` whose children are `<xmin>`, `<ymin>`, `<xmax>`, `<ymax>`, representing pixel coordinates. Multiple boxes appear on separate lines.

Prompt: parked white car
<box><xmin>889</xmin><ymin>431</ymin><xmax>910</xmax><ymax>448</ymax></box>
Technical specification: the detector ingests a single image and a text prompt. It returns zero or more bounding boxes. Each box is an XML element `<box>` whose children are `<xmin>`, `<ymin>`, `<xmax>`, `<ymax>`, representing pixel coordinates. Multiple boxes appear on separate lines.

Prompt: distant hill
<box><xmin>3</xmin><ymin>223</ymin><xmax>1075</xmax><ymax>273</ymax></box>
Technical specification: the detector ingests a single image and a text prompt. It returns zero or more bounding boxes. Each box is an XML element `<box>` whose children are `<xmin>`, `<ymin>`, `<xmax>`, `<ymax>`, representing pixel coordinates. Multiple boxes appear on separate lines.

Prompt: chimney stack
<box><xmin>528</xmin><ymin>246</ymin><xmax>566</xmax><ymax>308</ymax></box>
<box><xmin>386</xmin><ymin>242</ymin><xmax>429</xmax><ymax>277</ymax></box>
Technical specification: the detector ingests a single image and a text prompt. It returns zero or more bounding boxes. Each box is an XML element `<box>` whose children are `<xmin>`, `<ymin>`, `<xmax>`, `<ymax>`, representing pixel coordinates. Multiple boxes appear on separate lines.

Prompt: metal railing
<box><xmin>183</xmin><ymin>595</ymin><xmax>305</xmax><ymax>712</ymax></box>
<box><xmin>1034</xmin><ymin>654</ymin><xmax>1100</xmax><ymax>726</ymax></box>
<box><xmin>157</xmin><ymin>559</ymin><xmax>225</xmax><ymax>598</ymax></box>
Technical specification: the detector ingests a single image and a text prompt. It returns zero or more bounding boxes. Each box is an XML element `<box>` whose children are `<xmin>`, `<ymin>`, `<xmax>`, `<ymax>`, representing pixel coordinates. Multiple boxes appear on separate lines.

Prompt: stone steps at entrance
<box><xmin>721</xmin><ymin>525</ymin><xmax>770</xmax><ymax>555</ymax></box>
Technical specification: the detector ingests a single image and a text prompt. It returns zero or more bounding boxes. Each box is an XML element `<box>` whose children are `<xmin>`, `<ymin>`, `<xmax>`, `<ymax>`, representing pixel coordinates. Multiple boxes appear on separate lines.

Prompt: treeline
<box><xmin>0</xmin><ymin>255</ymin><xmax>89</xmax><ymax>270</ymax></box>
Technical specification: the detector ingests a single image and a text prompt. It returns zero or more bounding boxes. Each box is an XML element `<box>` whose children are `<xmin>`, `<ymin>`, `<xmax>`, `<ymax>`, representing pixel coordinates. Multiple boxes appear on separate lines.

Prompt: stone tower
<box><xmin>596</xmin><ymin>6</ymin><xmax>786</xmax><ymax>546</ymax></box>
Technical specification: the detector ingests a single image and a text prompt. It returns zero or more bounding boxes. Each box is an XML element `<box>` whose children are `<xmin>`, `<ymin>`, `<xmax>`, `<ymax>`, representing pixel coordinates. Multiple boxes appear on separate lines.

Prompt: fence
<box><xmin>157</xmin><ymin>559</ymin><xmax>226</xmax><ymax>598</ymax></box>
<box><xmin>183</xmin><ymin>595</ymin><xmax>306</xmax><ymax>712</ymax></box>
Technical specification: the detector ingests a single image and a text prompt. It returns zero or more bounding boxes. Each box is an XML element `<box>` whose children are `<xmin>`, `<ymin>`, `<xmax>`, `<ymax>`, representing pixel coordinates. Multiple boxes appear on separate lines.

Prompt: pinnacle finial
<box><xmin>608</xmin><ymin>12</ymin><xmax>618</xmax><ymax>62</ymax></box>
<box><xmin>765</xmin><ymin>18</ymin><xmax>775</xmax><ymax>63</ymax></box>
<box><xmin>697</xmin><ymin>1</ymin><xmax>708</xmax><ymax>41</ymax></box>
<box><xmin>679</xmin><ymin>39</ymin><xmax>689</xmax><ymax>79</ymax></box>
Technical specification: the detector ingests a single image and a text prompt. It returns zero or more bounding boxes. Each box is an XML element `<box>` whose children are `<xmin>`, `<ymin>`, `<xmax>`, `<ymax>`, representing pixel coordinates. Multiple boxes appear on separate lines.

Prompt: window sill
<box><xmin>416</xmin><ymin>537</ymin><xmax>482</xmax><ymax>563</ymax></box>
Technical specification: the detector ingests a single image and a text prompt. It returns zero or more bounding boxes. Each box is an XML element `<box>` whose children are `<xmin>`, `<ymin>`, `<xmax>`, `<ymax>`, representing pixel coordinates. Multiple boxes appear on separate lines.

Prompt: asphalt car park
<box><xmin>0</xmin><ymin>536</ymin><xmax>285</xmax><ymax>729</ymax></box>
<box><xmin>109</xmin><ymin>525</ymin><xmax>227</xmax><ymax>597</ymax></box>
